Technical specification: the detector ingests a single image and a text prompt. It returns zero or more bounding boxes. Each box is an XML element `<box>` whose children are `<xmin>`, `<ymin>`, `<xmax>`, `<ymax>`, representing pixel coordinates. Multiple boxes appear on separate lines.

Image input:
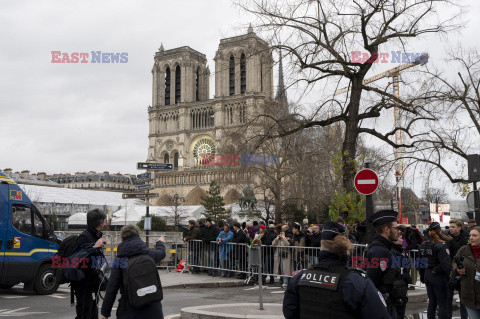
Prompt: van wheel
<box><xmin>0</xmin><ymin>283</ymin><xmax>17</xmax><ymax>289</ymax></box>
<box><xmin>34</xmin><ymin>264</ymin><xmax>59</xmax><ymax>295</ymax></box>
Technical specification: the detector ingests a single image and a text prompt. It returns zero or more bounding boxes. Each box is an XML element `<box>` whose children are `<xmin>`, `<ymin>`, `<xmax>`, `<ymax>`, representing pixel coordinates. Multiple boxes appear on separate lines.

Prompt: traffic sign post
<box><xmin>137</xmin><ymin>172</ymin><xmax>152</xmax><ymax>181</ymax></box>
<box><xmin>122</xmin><ymin>193</ymin><xmax>159</xmax><ymax>199</ymax></box>
<box><xmin>137</xmin><ymin>162</ymin><xmax>173</xmax><ymax>170</ymax></box>
<box><xmin>355</xmin><ymin>165</ymin><xmax>379</xmax><ymax>242</ymax></box>
<box><xmin>354</xmin><ymin>168</ymin><xmax>379</xmax><ymax>195</ymax></box>
<box><xmin>137</xmin><ymin>184</ymin><xmax>153</xmax><ymax>191</ymax></box>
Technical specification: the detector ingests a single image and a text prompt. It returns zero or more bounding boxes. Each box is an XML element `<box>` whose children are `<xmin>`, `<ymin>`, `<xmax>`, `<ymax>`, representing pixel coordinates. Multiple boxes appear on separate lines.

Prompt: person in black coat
<box><xmin>232</xmin><ymin>222</ymin><xmax>247</xmax><ymax>278</ymax></box>
<box><xmin>305</xmin><ymin>225</ymin><xmax>321</xmax><ymax>267</ymax></box>
<box><xmin>260</xmin><ymin>226</ymin><xmax>276</xmax><ymax>284</ymax></box>
<box><xmin>418</xmin><ymin>222</ymin><xmax>452</xmax><ymax>319</ymax></box>
<box><xmin>283</xmin><ymin>221</ymin><xmax>391</xmax><ymax>319</ymax></box>
<box><xmin>72</xmin><ymin>209</ymin><xmax>108</xmax><ymax>319</ymax></box>
<box><xmin>101</xmin><ymin>225</ymin><xmax>166</xmax><ymax>319</ymax></box>
<box><xmin>445</xmin><ymin>219</ymin><xmax>469</xmax><ymax>319</ymax></box>
<box><xmin>201</xmin><ymin>218</ymin><xmax>220</xmax><ymax>276</ymax></box>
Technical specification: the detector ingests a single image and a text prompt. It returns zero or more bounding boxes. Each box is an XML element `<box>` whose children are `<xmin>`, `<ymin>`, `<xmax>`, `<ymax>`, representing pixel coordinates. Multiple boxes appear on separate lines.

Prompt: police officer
<box><xmin>418</xmin><ymin>222</ymin><xmax>451</xmax><ymax>319</ymax></box>
<box><xmin>283</xmin><ymin>221</ymin><xmax>391</xmax><ymax>319</ymax></box>
<box><xmin>365</xmin><ymin>210</ymin><xmax>407</xmax><ymax>318</ymax></box>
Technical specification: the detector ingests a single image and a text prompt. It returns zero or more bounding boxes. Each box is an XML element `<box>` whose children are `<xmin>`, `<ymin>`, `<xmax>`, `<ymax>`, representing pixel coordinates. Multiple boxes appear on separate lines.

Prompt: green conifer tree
<box><xmin>201</xmin><ymin>180</ymin><xmax>227</xmax><ymax>221</ymax></box>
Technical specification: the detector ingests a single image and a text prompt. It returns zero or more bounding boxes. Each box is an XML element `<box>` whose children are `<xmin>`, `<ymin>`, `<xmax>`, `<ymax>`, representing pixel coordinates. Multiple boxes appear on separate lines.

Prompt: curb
<box><xmin>180</xmin><ymin>303</ymin><xmax>283</xmax><ymax>319</ymax></box>
<box><xmin>407</xmin><ymin>290</ymin><xmax>428</xmax><ymax>303</ymax></box>
<box><xmin>164</xmin><ymin>281</ymin><xmax>246</xmax><ymax>289</ymax></box>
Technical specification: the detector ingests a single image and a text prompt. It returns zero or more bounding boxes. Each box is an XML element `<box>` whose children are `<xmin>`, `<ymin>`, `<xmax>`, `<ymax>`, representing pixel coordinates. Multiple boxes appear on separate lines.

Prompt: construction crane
<box><xmin>335</xmin><ymin>54</ymin><xmax>429</xmax><ymax>223</ymax></box>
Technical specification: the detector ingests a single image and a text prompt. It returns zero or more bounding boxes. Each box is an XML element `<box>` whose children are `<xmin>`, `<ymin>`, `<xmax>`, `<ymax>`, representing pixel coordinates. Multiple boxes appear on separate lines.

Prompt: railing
<box><xmin>184</xmin><ymin>240</ymin><xmax>424</xmax><ymax>287</ymax></box>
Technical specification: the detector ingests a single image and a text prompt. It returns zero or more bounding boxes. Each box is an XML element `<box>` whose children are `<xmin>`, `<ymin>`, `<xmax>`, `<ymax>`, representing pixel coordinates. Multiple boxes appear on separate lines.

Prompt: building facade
<box><xmin>147</xmin><ymin>27</ymin><xmax>278</xmax><ymax>206</ymax></box>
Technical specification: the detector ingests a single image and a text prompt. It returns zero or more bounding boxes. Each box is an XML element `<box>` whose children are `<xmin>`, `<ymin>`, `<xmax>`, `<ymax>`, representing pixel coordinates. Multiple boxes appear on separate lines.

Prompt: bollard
<box><xmin>249</xmin><ymin>246</ymin><xmax>263</xmax><ymax>310</ymax></box>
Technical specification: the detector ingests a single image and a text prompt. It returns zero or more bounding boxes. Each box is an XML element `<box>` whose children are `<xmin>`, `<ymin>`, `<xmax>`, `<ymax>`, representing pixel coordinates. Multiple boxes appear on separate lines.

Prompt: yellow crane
<box><xmin>335</xmin><ymin>54</ymin><xmax>429</xmax><ymax>222</ymax></box>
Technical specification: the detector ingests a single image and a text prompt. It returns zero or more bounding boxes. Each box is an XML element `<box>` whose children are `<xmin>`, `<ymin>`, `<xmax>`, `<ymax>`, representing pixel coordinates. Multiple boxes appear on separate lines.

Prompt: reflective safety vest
<box><xmin>298</xmin><ymin>263</ymin><xmax>358</xmax><ymax>319</ymax></box>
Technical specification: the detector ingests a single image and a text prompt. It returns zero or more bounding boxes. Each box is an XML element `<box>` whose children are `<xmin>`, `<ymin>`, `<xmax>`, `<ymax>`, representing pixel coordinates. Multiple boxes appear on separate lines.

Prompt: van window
<box><xmin>12</xmin><ymin>204</ymin><xmax>45</xmax><ymax>237</ymax></box>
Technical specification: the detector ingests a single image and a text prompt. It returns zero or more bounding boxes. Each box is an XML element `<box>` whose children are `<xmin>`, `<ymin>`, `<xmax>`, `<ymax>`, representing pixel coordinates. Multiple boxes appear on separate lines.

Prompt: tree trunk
<box><xmin>342</xmin><ymin>77</ymin><xmax>362</xmax><ymax>193</ymax></box>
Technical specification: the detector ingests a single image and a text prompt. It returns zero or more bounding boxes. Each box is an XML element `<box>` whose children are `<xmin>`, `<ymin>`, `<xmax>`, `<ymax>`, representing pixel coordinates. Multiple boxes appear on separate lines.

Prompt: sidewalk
<box><xmin>159</xmin><ymin>269</ymin><xmax>428</xmax><ymax>302</ymax></box>
<box><xmin>159</xmin><ymin>270</ymin><xmax>245</xmax><ymax>289</ymax></box>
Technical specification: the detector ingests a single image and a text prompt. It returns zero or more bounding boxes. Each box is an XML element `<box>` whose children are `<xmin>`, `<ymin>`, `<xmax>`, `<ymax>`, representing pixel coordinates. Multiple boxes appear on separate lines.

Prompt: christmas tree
<box><xmin>201</xmin><ymin>180</ymin><xmax>227</xmax><ymax>221</ymax></box>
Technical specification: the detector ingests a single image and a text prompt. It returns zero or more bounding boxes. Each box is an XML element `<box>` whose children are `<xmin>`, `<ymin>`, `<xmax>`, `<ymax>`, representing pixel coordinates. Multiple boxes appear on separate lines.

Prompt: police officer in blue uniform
<box><xmin>283</xmin><ymin>221</ymin><xmax>391</xmax><ymax>319</ymax></box>
<box><xmin>365</xmin><ymin>210</ymin><xmax>407</xmax><ymax>318</ymax></box>
<box><xmin>418</xmin><ymin>222</ymin><xmax>451</xmax><ymax>319</ymax></box>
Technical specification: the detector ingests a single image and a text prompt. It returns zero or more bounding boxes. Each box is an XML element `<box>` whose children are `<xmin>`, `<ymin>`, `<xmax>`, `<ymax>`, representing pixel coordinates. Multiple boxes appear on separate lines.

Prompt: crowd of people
<box><xmin>65</xmin><ymin>208</ymin><xmax>480</xmax><ymax>319</ymax></box>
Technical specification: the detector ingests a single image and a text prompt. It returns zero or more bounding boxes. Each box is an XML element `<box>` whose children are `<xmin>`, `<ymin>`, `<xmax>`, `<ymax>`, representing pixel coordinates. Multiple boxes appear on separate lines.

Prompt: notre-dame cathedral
<box><xmin>146</xmin><ymin>26</ymin><xmax>283</xmax><ymax>206</ymax></box>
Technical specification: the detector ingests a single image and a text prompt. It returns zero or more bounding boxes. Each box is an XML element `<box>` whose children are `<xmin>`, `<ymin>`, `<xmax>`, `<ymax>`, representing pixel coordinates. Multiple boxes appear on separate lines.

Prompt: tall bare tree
<box><xmin>401</xmin><ymin>48</ymin><xmax>480</xmax><ymax>189</ymax></box>
<box><xmin>237</xmin><ymin>0</ymin><xmax>461</xmax><ymax>193</ymax></box>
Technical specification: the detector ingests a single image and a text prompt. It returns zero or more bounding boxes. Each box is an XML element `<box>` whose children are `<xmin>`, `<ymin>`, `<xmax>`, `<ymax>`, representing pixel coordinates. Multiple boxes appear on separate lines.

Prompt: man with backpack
<box><xmin>68</xmin><ymin>209</ymin><xmax>107</xmax><ymax>319</ymax></box>
<box><xmin>101</xmin><ymin>225</ymin><xmax>166</xmax><ymax>319</ymax></box>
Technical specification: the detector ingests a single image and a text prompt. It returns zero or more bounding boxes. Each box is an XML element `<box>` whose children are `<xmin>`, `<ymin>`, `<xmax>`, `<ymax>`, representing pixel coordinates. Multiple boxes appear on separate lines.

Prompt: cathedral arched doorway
<box><xmin>185</xmin><ymin>187</ymin><xmax>207</xmax><ymax>206</ymax></box>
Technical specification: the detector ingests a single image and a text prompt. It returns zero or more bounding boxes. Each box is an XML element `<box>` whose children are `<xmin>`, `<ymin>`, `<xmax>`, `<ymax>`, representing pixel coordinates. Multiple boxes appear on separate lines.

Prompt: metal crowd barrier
<box><xmin>184</xmin><ymin>240</ymin><xmax>424</xmax><ymax>287</ymax></box>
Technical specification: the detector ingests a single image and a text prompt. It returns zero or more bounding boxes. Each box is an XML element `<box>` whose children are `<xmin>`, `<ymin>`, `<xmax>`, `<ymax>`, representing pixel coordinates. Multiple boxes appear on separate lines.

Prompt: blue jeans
<box><xmin>279</xmin><ymin>261</ymin><xmax>288</xmax><ymax>284</ymax></box>
<box><xmin>206</xmin><ymin>248</ymin><xmax>216</xmax><ymax>274</ymax></box>
<box><xmin>219</xmin><ymin>259</ymin><xmax>230</xmax><ymax>276</ymax></box>
<box><xmin>466</xmin><ymin>307</ymin><xmax>480</xmax><ymax>319</ymax></box>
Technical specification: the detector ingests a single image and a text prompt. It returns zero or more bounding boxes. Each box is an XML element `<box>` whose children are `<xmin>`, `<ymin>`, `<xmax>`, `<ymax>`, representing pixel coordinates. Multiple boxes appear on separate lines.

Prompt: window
<box><xmin>196</xmin><ymin>67</ymin><xmax>200</xmax><ymax>101</ymax></box>
<box><xmin>229</xmin><ymin>55</ymin><xmax>235</xmax><ymax>96</ymax></box>
<box><xmin>175</xmin><ymin>65</ymin><xmax>181</xmax><ymax>103</ymax></box>
<box><xmin>164</xmin><ymin>153</ymin><xmax>170</xmax><ymax>163</ymax></box>
<box><xmin>12</xmin><ymin>204</ymin><xmax>45</xmax><ymax>237</ymax></box>
<box><xmin>240</xmin><ymin>53</ymin><xmax>246</xmax><ymax>94</ymax></box>
<box><xmin>174</xmin><ymin>152</ymin><xmax>179</xmax><ymax>168</ymax></box>
<box><xmin>165</xmin><ymin>67</ymin><xmax>171</xmax><ymax>105</ymax></box>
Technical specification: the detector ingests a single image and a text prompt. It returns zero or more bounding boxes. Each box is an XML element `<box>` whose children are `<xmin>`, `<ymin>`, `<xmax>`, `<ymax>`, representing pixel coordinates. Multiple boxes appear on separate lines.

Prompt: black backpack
<box><xmin>122</xmin><ymin>254</ymin><xmax>163</xmax><ymax>308</ymax></box>
<box><xmin>56</xmin><ymin>232</ymin><xmax>94</xmax><ymax>283</ymax></box>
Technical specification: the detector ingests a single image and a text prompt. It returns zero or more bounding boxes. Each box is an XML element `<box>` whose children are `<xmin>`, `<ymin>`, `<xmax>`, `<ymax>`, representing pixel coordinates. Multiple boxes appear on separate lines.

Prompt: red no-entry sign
<box><xmin>354</xmin><ymin>169</ymin><xmax>379</xmax><ymax>195</ymax></box>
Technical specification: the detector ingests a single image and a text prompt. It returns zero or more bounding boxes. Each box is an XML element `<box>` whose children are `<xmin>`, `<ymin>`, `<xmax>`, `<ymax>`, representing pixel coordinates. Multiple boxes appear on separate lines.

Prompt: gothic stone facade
<box><xmin>147</xmin><ymin>28</ymin><xmax>274</xmax><ymax>206</ymax></box>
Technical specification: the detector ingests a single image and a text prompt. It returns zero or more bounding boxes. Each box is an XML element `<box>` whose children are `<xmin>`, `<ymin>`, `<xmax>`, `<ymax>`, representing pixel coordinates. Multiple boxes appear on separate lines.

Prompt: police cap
<box><xmin>368</xmin><ymin>210</ymin><xmax>398</xmax><ymax>227</ymax></box>
<box><xmin>321</xmin><ymin>221</ymin><xmax>345</xmax><ymax>240</ymax></box>
<box><xmin>428</xmin><ymin>222</ymin><xmax>441</xmax><ymax>231</ymax></box>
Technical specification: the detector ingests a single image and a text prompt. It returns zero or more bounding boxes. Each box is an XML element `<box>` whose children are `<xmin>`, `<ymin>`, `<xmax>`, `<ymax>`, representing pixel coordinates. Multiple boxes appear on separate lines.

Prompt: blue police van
<box><xmin>0</xmin><ymin>172</ymin><xmax>60</xmax><ymax>294</ymax></box>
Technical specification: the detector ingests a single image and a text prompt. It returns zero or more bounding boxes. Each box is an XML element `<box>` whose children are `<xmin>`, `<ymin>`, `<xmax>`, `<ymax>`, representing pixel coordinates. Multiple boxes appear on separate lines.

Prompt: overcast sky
<box><xmin>1</xmin><ymin>0</ymin><xmax>479</xmax><ymax>199</ymax></box>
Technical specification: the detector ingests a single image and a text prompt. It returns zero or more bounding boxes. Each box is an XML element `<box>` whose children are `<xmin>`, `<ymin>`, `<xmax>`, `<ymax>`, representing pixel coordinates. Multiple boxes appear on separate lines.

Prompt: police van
<box><xmin>0</xmin><ymin>172</ymin><xmax>60</xmax><ymax>294</ymax></box>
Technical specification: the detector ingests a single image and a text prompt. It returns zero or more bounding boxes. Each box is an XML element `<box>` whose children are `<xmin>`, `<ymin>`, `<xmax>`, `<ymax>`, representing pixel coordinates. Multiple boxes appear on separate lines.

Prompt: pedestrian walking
<box><xmin>418</xmin><ymin>222</ymin><xmax>451</xmax><ymax>319</ymax></box>
<box><xmin>72</xmin><ymin>209</ymin><xmax>107</xmax><ymax>319</ymax></box>
<box><xmin>100</xmin><ymin>225</ymin><xmax>166</xmax><ymax>319</ymax></box>
<box><xmin>283</xmin><ymin>221</ymin><xmax>391</xmax><ymax>319</ymax></box>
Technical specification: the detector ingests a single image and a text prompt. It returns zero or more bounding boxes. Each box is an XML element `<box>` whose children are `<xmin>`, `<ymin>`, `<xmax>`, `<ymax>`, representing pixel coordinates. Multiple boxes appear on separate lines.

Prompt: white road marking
<box><xmin>0</xmin><ymin>307</ymin><xmax>49</xmax><ymax>316</ymax></box>
<box><xmin>357</xmin><ymin>179</ymin><xmax>376</xmax><ymax>184</ymax></box>
<box><xmin>270</xmin><ymin>291</ymin><xmax>285</xmax><ymax>294</ymax></box>
<box><xmin>0</xmin><ymin>295</ymin><xmax>27</xmax><ymax>299</ymax></box>
<box><xmin>164</xmin><ymin>314</ymin><xmax>180</xmax><ymax>319</ymax></box>
<box><xmin>49</xmin><ymin>294</ymin><xmax>66</xmax><ymax>299</ymax></box>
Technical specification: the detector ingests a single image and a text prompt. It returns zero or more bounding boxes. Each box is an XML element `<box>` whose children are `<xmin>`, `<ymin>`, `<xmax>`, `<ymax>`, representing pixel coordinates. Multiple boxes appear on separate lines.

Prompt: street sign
<box><xmin>137</xmin><ymin>184</ymin><xmax>153</xmax><ymax>191</ymax></box>
<box><xmin>137</xmin><ymin>162</ymin><xmax>173</xmax><ymax>170</ymax></box>
<box><xmin>144</xmin><ymin>217</ymin><xmax>152</xmax><ymax>231</ymax></box>
<box><xmin>354</xmin><ymin>169</ymin><xmax>379</xmax><ymax>195</ymax></box>
<box><xmin>467</xmin><ymin>190</ymin><xmax>480</xmax><ymax>209</ymax></box>
<box><xmin>137</xmin><ymin>172</ymin><xmax>152</xmax><ymax>180</ymax></box>
<box><xmin>122</xmin><ymin>193</ymin><xmax>159</xmax><ymax>199</ymax></box>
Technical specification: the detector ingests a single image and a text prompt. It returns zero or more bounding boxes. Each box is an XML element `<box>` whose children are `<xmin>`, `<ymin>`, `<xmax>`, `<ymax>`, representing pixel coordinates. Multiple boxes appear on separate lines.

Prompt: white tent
<box><xmin>111</xmin><ymin>204</ymin><xmax>206</xmax><ymax>226</ymax></box>
<box><xmin>68</xmin><ymin>212</ymin><xmax>87</xmax><ymax>225</ymax></box>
